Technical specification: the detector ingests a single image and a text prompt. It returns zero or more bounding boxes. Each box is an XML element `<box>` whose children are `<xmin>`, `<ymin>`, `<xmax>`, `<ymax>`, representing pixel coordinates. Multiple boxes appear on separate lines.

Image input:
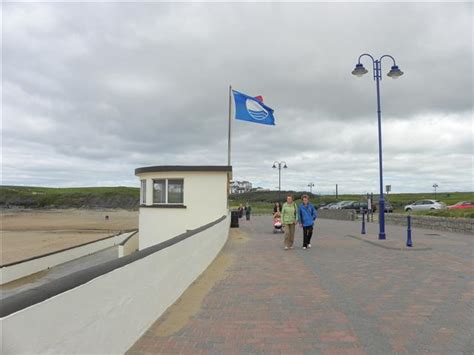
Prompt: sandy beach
<box><xmin>1</xmin><ymin>209</ymin><xmax>138</xmax><ymax>265</ymax></box>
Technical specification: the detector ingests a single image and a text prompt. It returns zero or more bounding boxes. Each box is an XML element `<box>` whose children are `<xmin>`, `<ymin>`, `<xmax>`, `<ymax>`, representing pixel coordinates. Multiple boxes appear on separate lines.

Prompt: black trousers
<box><xmin>303</xmin><ymin>226</ymin><xmax>314</xmax><ymax>247</ymax></box>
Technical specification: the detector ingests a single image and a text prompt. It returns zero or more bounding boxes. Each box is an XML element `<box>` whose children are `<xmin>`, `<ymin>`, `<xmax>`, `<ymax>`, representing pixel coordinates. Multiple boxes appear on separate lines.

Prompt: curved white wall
<box><xmin>1</xmin><ymin>216</ymin><xmax>229</xmax><ymax>355</ymax></box>
<box><xmin>138</xmin><ymin>171</ymin><xmax>229</xmax><ymax>249</ymax></box>
<box><xmin>1</xmin><ymin>231</ymin><xmax>136</xmax><ymax>285</ymax></box>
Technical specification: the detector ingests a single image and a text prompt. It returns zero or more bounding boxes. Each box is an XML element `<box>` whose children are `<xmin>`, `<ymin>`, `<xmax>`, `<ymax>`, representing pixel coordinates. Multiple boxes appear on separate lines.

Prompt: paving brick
<box><xmin>127</xmin><ymin>217</ymin><xmax>474</xmax><ymax>354</ymax></box>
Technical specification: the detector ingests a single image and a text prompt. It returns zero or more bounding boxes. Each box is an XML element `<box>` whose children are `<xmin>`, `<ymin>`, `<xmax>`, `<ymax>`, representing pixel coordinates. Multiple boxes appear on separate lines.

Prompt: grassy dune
<box><xmin>0</xmin><ymin>186</ymin><xmax>139</xmax><ymax>209</ymax></box>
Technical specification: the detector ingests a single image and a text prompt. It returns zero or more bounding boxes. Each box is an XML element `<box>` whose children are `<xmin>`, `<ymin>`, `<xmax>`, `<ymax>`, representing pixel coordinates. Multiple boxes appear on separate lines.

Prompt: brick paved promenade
<box><xmin>128</xmin><ymin>216</ymin><xmax>473</xmax><ymax>354</ymax></box>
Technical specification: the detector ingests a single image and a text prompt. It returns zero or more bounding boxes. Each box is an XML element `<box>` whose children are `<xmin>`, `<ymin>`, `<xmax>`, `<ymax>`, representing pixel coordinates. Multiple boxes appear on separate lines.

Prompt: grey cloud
<box><xmin>2</xmin><ymin>2</ymin><xmax>472</xmax><ymax>192</ymax></box>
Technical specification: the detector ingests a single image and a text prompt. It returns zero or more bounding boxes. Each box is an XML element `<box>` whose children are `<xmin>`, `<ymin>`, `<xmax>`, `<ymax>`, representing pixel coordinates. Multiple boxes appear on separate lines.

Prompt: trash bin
<box><xmin>231</xmin><ymin>210</ymin><xmax>239</xmax><ymax>228</ymax></box>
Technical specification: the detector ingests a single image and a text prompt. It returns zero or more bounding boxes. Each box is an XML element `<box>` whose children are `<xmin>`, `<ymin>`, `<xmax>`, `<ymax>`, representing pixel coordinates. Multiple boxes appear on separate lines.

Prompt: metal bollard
<box><xmin>406</xmin><ymin>215</ymin><xmax>413</xmax><ymax>247</ymax></box>
<box><xmin>361</xmin><ymin>212</ymin><xmax>366</xmax><ymax>234</ymax></box>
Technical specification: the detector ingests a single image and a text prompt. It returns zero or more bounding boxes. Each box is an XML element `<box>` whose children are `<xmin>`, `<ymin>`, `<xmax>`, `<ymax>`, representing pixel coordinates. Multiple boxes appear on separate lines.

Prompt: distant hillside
<box><xmin>0</xmin><ymin>186</ymin><xmax>140</xmax><ymax>209</ymax></box>
<box><xmin>1</xmin><ymin>186</ymin><xmax>471</xmax><ymax>213</ymax></box>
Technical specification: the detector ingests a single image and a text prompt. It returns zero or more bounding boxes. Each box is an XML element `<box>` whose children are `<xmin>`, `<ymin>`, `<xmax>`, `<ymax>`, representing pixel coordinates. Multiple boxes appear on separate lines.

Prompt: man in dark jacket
<box><xmin>245</xmin><ymin>203</ymin><xmax>251</xmax><ymax>220</ymax></box>
<box><xmin>298</xmin><ymin>195</ymin><xmax>317</xmax><ymax>249</ymax></box>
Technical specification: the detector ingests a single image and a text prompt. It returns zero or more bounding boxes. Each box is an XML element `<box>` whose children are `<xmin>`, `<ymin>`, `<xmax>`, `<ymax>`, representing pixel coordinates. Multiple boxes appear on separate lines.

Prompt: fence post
<box><xmin>361</xmin><ymin>211</ymin><xmax>366</xmax><ymax>235</ymax></box>
<box><xmin>407</xmin><ymin>215</ymin><xmax>413</xmax><ymax>247</ymax></box>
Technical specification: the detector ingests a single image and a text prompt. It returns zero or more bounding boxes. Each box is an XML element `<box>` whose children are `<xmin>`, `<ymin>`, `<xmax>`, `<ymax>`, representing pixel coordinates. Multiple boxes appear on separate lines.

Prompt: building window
<box><xmin>153</xmin><ymin>179</ymin><xmax>166</xmax><ymax>204</ymax></box>
<box><xmin>140</xmin><ymin>180</ymin><xmax>147</xmax><ymax>204</ymax></box>
<box><xmin>153</xmin><ymin>178</ymin><xmax>184</xmax><ymax>204</ymax></box>
<box><xmin>168</xmin><ymin>179</ymin><xmax>184</xmax><ymax>204</ymax></box>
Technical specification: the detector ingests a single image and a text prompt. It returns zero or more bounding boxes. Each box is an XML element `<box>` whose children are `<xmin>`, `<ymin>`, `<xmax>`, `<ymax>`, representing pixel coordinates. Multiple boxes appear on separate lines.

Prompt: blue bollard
<box><xmin>361</xmin><ymin>212</ymin><xmax>366</xmax><ymax>235</ymax></box>
<box><xmin>407</xmin><ymin>215</ymin><xmax>413</xmax><ymax>247</ymax></box>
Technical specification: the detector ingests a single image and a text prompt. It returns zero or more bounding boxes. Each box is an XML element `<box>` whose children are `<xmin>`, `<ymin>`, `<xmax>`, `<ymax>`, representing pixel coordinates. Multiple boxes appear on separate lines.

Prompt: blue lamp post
<box><xmin>352</xmin><ymin>54</ymin><xmax>404</xmax><ymax>240</ymax></box>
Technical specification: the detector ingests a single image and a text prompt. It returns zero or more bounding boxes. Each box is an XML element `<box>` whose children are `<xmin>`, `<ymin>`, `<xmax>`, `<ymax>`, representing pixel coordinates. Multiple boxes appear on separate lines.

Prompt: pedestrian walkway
<box><xmin>127</xmin><ymin>216</ymin><xmax>473</xmax><ymax>354</ymax></box>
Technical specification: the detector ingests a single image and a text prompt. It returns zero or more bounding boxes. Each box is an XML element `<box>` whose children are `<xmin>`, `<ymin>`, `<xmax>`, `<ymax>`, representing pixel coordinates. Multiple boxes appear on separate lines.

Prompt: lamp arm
<box><xmin>379</xmin><ymin>54</ymin><xmax>397</xmax><ymax>66</ymax></box>
<box><xmin>358</xmin><ymin>53</ymin><xmax>375</xmax><ymax>64</ymax></box>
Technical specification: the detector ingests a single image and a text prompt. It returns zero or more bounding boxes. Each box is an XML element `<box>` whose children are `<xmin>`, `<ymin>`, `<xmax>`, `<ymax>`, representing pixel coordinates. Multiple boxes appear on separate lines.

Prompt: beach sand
<box><xmin>1</xmin><ymin>209</ymin><xmax>138</xmax><ymax>265</ymax></box>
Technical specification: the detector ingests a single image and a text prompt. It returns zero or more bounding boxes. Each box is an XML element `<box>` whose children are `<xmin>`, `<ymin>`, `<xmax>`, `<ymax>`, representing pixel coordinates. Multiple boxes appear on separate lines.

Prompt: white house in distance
<box><xmin>135</xmin><ymin>165</ymin><xmax>232</xmax><ymax>249</ymax></box>
<box><xmin>231</xmin><ymin>180</ymin><xmax>252</xmax><ymax>194</ymax></box>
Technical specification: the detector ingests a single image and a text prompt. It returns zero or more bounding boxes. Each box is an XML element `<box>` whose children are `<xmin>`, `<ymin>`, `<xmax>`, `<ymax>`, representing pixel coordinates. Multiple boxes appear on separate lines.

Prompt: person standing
<box><xmin>238</xmin><ymin>204</ymin><xmax>244</xmax><ymax>218</ymax></box>
<box><xmin>281</xmin><ymin>195</ymin><xmax>298</xmax><ymax>250</ymax></box>
<box><xmin>273</xmin><ymin>202</ymin><xmax>282</xmax><ymax>214</ymax></box>
<box><xmin>245</xmin><ymin>203</ymin><xmax>251</xmax><ymax>220</ymax></box>
<box><xmin>298</xmin><ymin>194</ymin><xmax>317</xmax><ymax>249</ymax></box>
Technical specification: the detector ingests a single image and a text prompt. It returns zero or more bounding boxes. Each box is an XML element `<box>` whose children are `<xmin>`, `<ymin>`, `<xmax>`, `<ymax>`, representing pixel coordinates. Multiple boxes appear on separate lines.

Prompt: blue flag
<box><xmin>232</xmin><ymin>90</ymin><xmax>276</xmax><ymax>126</ymax></box>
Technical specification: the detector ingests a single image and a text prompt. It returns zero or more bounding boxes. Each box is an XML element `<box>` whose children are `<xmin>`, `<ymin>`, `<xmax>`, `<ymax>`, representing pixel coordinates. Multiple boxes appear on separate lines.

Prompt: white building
<box><xmin>135</xmin><ymin>165</ymin><xmax>232</xmax><ymax>249</ymax></box>
<box><xmin>231</xmin><ymin>180</ymin><xmax>252</xmax><ymax>194</ymax></box>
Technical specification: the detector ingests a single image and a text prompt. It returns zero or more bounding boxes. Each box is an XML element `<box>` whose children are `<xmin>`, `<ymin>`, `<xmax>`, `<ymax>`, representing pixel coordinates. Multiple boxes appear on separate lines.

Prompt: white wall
<box><xmin>118</xmin><ymin>232</ymin><xmax>139</xmax><ymax>257</ymax></box>
<box><xmin>138</xmin><ymin>171</ymin><xmax>228</xmax><ymax>249</ymax></box>
<box><xmin>1</xmin><ymin>216</ymin><xmax>229</xmax><ymax>355</ymax></box>
<box><xmin>1</xmin><ymin>231</ymin><xmax>135</xmax><ymax>285</ymax></box>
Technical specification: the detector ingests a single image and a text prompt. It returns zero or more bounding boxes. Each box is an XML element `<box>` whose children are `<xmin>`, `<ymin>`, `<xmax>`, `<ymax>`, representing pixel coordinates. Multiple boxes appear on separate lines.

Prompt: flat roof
<box><xmin>135</xmin><ymin>165</ymin><xmax>232</xmax><ymax>175</ymax></box>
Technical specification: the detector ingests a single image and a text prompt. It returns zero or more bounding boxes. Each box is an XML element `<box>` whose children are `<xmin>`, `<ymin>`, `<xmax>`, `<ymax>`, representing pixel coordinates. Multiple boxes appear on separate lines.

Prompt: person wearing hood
<box><xmin>298</xmin><ymin>194</ymin><xmax>317</xmax><ymax>249</ymax></box>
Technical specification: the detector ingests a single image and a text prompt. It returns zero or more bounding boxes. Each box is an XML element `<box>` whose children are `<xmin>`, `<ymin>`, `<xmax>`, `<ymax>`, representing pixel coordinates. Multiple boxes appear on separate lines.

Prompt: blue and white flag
<box><xmin>232</xmin><ymin>90</ymin><xmax>276</xmax><ymax>126</ymax></box>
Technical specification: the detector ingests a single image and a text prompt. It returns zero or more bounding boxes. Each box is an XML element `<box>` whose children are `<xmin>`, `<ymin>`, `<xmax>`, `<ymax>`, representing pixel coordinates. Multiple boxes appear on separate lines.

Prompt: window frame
<box><xmin>152</xmin><ymin>178</ymin><xmax>184</xmax><ymax>205</ymax></box>
<box><xmin>140</xmin><ymin>179</ymin><xmax>147</xmax><ymax>205</ymax></box>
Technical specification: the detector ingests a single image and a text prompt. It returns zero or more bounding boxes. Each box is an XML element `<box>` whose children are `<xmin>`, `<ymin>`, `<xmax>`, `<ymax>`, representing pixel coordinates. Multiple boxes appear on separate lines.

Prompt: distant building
<box><xmin>231</xmin><ymin>180</ymin><xmax>252</xmax><ymax>194</ymax></box>
<box><xmin>252</xmin><ymin>187</ymin><xmax>270</xmax><ymax>192</ymax></box>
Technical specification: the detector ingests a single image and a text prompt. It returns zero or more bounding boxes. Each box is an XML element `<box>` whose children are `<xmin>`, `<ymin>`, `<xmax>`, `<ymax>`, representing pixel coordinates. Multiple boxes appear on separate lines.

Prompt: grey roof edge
<box><xmin>0</xmin><ymin>215</ymin><xmax>227</xmax><ymax>318</ymax></box>
<box><xmin>135</xmin><ymin>165</ymin><xmax>232</xmax><ymax>175</ymax></box>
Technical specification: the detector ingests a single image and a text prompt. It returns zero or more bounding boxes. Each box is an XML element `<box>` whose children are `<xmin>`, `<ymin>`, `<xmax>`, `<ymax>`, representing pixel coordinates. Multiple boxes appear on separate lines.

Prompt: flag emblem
<box><xmin>246</xmin><ymin>99</ymin><xmax>268</xmax><ymax>121</ymax></box>
<box><xmin>232</xmin><ymin>90</ymin><xmax>276</xmax><ymax>126</ymax></box>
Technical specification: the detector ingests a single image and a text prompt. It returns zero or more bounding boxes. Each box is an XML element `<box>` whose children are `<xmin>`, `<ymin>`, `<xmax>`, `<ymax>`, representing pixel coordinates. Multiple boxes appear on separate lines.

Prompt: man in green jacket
<box><xmin>281</xmin><ymin>195</ymin><xmax>299</xmax><ymax>250</ymax></box>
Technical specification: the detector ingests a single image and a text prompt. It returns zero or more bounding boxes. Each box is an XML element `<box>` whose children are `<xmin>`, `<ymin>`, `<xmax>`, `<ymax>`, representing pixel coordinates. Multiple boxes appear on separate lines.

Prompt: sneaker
<box><xmin>290</xmin><ymin>246</ymin><xmax>294</xmax><ymax>249</ymax></box>
<box><xmin>303</xmin><ymin>247</ymin><xmax>307</xmax><ymax>250</ymax></box>
<box><xmin>308</xmin><ymin>244</ymin><xmax>312</xmax><ymax>248</ymax></box>
<box><xmin>284</xmin><ymin>246</ymin><xmax>289</xmax><ymax>250</ymax></box>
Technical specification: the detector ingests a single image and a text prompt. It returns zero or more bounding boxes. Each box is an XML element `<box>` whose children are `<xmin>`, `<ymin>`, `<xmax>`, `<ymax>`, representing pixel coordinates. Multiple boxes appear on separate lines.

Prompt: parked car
<box><xmin>319</xmin><ymin>202</ymin><xmax>338</xmax><ymax>210</ymax></box>
<box><xmin>448</xmin><ymin>201</ymin><xmax>474</xmax><ymax>209</ymax></box>
<box><xmin>341</xmin><ymin>201</ymin><xmax>379</xmax><ymax>212</ymax></box>
<box><xmin>327</xmin><ymin>201</ymin><xmax>344</xmax><ymax>209</ymax></box>
<box><xmin>341</xmin><ymin>201</ymin><xmax>364</xmax><ymax>211</ymax></box>
<box><xmin>384</xmin><ymin>201</ymin><xmax>393</xmax><ymax>213</ymax></box>
<box><xmin>330</xmin><ymin>201</ymin><xmax>352</xmax><ymax>209</ymax></box>
<box><xmin>404</xmin><ymin>200</ymin><xmax>446</xmax><ymax>212</ymax></box>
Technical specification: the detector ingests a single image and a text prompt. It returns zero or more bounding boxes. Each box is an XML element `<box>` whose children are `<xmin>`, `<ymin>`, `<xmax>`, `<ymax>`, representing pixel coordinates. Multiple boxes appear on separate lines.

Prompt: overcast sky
<box><xmin>2</xmin><ymin>2</ymin><xmax>473</xmax><ymax>194</ymax></box>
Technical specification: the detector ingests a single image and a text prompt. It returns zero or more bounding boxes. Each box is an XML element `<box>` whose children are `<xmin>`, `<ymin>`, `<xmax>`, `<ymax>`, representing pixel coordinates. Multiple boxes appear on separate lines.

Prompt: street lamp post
<box><xmin>308</xmin><ymin>183</ymin><xmax>315</xmax><ymax>194</ymax></box>
<box><xmin>352</xmin><ymin>53</ymin><xmax>404</xmax><ymax>240</ymax></box>
<box><xmin>433</xmin><ymin>183</ymin><xmax>439</xmax><ymax>199</ymax></box>
<box><xmin>272</xmin><ymin>161</ymin><xmax>287</xmax><ymax>202</ymax></box>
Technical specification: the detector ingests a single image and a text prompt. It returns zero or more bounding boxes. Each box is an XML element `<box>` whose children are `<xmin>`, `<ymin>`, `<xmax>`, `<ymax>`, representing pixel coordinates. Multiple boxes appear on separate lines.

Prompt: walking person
<box><xmin>281</xmin><ymin>195</ymin><xmax>298</xmax><ymax>250</ymax></box>
<box><xmin>273</xmin><ymin>202</ymin><xmax>282</xmax><ymax>214</ymax></box>
<box><xmin>298</xmin><ymin>194</ymin><xmax>317</xmax><ymax>249</ymax></box>
<box><xmin>245</xmin><ymin>203</ymin><xmax>251</xmax><ymax>220</ymax></box>
<box><xmin>238</xmin><ymin>204</ymin><xmax>244</xmax><ymax>218</ymax></box>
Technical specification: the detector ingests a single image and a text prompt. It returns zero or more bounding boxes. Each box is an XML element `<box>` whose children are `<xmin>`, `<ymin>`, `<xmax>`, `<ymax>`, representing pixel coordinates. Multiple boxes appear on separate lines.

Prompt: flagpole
<box><xmin>228</xmin><ymin>85</ymin><xmax>232</xmax><ymax>166</ymax></box>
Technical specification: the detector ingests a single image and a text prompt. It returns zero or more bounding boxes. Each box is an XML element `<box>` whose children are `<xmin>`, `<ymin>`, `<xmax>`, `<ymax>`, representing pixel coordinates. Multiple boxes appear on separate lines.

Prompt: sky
<box><xmin>2</xmin><ymin>1</ymin><xmax>473</xmax><ymax>194</ymax></box>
